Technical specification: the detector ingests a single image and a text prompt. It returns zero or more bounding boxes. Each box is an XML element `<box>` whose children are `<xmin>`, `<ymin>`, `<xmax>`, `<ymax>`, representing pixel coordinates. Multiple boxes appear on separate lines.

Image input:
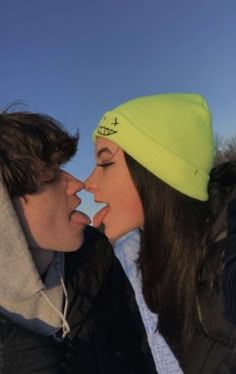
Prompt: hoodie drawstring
<box><xmin>40</xmin><ymin>264</ymin><xmax>70</xmax><ymax>339</ymax></box>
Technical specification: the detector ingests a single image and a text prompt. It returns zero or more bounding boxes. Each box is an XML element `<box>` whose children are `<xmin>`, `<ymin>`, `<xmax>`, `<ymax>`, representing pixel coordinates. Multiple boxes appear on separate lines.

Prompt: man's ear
<box><xmin>18</xmin><ymin>195</ymin><xmax>29</xmax><ymax>204</ymax></box>
<box><xmin>12</xmin><ymin>195</ymin><xmax>28</xmax><ymax>217</ymax></box>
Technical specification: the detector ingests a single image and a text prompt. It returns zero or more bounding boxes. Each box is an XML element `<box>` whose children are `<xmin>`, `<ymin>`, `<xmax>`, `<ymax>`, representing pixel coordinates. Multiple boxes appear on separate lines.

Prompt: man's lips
<box><xmin>93</xmin><ymin>205</ymin><xmax>110</xmax><ymax>228</ymax></box>
<box><xmin>70</xmin><ymin>210</ymin><xmax>91</xmax><ymax>226</ymax></box>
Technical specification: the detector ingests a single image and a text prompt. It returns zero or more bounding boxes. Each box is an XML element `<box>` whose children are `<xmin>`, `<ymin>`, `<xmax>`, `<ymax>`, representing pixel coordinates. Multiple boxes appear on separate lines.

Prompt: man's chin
<box><xmin>75</xmin><ymin>233</ymin><xmax>84</xmax><ymax>250</ymax></box>
<box><xmin>61</xmin><ymin>233</ymin><xmax>85</xmax><ymax>252</ymax></box>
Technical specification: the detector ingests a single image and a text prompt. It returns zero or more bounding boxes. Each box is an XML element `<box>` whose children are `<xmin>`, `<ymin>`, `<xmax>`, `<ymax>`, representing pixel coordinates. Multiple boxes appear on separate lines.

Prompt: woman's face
<box><xmin>85</xmin><ymin>137</ymin><xmax>144</xmax><ymax>242</ymax></box>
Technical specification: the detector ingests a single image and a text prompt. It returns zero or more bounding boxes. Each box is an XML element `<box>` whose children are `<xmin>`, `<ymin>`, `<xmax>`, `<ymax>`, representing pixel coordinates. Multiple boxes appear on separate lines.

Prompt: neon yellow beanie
<box><xmin>93</xmin><ymin>93</ymin><xmax>215</xmax><ymax>201</ymax></box>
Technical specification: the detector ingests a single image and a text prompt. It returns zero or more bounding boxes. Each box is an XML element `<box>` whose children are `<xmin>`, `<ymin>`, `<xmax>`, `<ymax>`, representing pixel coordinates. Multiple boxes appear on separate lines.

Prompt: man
<box><xmin>0</xmin><ymin>110</ymin><xmax>156</xmax><ymax>373</ymax></box>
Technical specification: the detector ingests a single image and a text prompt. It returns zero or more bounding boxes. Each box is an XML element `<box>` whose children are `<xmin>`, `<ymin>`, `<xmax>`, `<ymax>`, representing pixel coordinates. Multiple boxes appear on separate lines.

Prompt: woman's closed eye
<box><xmin>96</xmin><ymin>161</ymin><xmax>115</xmax><ymax>168</ymax></box>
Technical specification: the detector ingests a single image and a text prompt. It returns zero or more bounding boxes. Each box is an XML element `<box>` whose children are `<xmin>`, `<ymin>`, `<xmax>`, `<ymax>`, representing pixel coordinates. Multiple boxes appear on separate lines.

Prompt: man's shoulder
<box><xmin>80</xmin><ymin>225</ymin><xmax>113</xmax><ymax>261</ymax></box>
<box><xmin>84</xmin><ymin>225</ymin><xmax>110</xmax><ymax>246</ymax></box>
<box><xmin>65</xmin><ymin>225</ymin><xmax>113</xmax><ymax>278</ymax></box>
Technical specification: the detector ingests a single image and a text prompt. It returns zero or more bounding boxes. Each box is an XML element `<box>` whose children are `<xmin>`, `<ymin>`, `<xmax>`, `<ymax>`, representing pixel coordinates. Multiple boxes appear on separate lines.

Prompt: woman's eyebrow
<box><xmin>96</xmin><ymin>147</ymin><xmax>114</xmax><ymax>158</ymax></box>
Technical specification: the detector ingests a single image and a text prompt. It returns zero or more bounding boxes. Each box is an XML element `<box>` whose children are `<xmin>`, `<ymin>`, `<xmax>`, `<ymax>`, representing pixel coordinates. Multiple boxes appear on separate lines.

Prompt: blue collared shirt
<box><xmin>114</xmin><ymin>229</ymin><xmax>183</xmax><ymax>374</ymax></box>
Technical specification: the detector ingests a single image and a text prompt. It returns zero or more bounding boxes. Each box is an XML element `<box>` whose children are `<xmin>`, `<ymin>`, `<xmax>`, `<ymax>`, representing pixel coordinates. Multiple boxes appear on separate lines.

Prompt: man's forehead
<box><xmin>39</xmin><ymin>166</ymin><xmax>61</xmax><ymax>183</ymax></box>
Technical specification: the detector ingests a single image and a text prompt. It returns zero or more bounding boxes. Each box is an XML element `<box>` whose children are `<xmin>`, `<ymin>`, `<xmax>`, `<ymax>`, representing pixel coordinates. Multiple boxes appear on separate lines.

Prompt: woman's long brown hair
<box><xmin>125</xmin><ymin>152</ymin><xmax>210</xmax><ymax>363</ymax></box>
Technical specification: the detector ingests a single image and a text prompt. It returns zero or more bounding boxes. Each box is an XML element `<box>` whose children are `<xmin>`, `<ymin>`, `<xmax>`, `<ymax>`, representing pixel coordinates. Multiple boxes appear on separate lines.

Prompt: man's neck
<box><xmin>29</xmin><ymin>246</ymin><xmax>56</xmax><ymax>276</ymax></box>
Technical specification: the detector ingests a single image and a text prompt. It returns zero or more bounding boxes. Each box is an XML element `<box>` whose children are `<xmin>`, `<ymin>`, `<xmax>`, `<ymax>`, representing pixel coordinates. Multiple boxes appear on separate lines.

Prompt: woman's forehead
<box><xmin>95</xmin><ymin>137</ymin><xmax>119</xmax><ymax>157</ymax></box>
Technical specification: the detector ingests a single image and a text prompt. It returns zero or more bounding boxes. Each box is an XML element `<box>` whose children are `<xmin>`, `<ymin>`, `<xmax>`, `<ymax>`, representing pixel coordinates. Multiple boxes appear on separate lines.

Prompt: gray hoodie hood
<box><xmin>0</xmin><ymin>177</ymin><xmax>70</xmax><ymax>337</ymax></box>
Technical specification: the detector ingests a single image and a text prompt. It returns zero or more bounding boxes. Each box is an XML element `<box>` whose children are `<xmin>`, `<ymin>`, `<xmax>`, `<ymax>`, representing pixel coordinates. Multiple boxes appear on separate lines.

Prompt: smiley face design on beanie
<box><xmin>96</xmin><ymin>116</ymin><xmax>119</xmax><ymax>136</ymax></box>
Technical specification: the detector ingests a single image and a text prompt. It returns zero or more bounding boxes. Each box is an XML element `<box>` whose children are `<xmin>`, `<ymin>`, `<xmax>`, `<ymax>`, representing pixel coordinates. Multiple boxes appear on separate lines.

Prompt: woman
<box><xmin>85</xmin><ymin>93</ymin><xmax>236</xmax><ymax>373</ymax></box>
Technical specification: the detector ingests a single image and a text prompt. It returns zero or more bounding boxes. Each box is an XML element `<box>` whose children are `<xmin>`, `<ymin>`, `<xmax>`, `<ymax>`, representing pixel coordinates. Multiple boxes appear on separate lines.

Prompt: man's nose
<box><xmin>63</xmin><ymin>171</ymin><xmax>84</xmax><ymax>195</ymax></box>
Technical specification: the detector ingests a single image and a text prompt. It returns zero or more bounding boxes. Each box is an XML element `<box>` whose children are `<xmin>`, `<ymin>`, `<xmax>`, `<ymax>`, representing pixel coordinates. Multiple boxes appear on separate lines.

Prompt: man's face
<box><xmin>13</xmin><ymin>170</ymin><xmax>91</xmax><ymax>252</ymax></box>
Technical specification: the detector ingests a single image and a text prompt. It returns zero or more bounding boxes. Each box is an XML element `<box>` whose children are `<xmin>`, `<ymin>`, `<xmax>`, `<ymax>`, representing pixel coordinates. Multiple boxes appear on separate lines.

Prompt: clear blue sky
<box><xmin>1</xmin><ymin>0</ymin><xmax>236</xmax><ymax>218</ymax></box>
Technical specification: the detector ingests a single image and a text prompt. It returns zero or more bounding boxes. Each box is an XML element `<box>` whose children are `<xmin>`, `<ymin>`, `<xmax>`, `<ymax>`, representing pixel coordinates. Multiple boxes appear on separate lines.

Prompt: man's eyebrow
<box><xmin>96</xmin><ymin>147</ymin><xmax>114</xmax><ymax>158</ymax></box>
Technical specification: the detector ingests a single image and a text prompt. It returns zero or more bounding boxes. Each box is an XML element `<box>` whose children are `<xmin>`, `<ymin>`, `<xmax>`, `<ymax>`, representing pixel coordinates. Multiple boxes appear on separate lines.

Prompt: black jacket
<box><xmin>184</xmin><ymin>162</ymin><xmax>236</xmax><ymax>373</ymax></box>
<box><xmin>0</xmin><ymin>226</ymin><xmax>156</xmax><ymax>373</ymax></box>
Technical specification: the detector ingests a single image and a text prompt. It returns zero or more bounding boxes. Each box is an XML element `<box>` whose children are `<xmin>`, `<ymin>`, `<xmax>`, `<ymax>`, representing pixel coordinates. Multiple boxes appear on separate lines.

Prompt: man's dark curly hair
<box><xmin>0</xmin><ymin>111</ymin><xmax>79</xmax><ymax>196</ymax></box>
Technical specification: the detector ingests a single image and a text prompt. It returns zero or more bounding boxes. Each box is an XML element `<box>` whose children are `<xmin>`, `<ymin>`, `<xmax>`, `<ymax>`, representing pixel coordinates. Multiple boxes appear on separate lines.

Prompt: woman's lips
<box><xmin>93</xmin><ymin>205</ymin><xmax>110</xmax><ymax>228</ymax></box>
